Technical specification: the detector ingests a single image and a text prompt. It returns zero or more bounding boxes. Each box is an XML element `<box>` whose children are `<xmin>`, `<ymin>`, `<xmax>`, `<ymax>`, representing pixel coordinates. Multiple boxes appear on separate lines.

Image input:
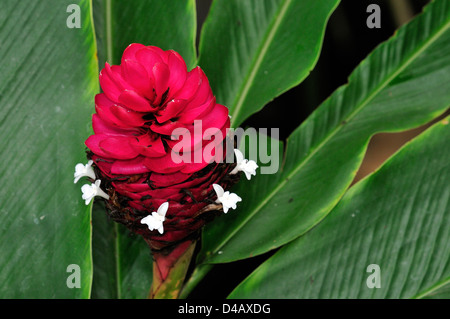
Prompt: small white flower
<box><xmin>81</xmin><ymin>180</ymin><xmax>109</xmax><ymax>205</ymax></box>
<box><xmin>230</xmin><ymin>149</ymin><xmax>258</xmax><ymax>180</ymax></box>
<box><xmin>74</xmin><ymin>160</ymin><xmax>96</xmax><ymax>184</ymax></box>
<box><xmin>140</xmin><ymin>202</ymin><xmax>169</xmax><ymax>234</ymax></box>
<box><xmin>213</xmin><ymin>184</ymin><xmax>242</xmax><ymax>214</ymax></box>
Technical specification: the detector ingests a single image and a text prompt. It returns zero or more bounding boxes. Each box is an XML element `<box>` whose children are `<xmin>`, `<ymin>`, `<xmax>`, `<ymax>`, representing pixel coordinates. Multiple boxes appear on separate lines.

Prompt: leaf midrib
<box><xmin>413</xmin><ymin>276</ymin><xmax>450</xmax><ymax>299</ymax></box>
<box><xmin>206</xmin><ymin>10</ymin><xmax>450</xmax><ymax>261</ymax></box>
<box><xmin>105</xmin><ymin>0</ymin><xmax>113</xmax><ymax>64</ymax></box>
<box><xmin>103</xmin><ymin>0</ymin><xmax>122</xmax><ymax>299</ymax></box>
<box><xmin>229</xmin><ymin>0</ymin><xmax>292</xmax><ymax>127</ymax></box>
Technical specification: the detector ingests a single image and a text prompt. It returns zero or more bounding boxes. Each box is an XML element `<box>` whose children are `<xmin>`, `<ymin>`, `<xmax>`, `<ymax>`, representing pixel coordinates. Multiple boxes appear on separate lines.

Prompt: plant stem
<box><xmin>179</xmin><ymin>263</ymin><xmax>213</xmax><ymax>299</ymax></box>
<box><xmin>148</xmin><ymin>239</ymin><xmax>197</xmax><ymax>299</ymax></box>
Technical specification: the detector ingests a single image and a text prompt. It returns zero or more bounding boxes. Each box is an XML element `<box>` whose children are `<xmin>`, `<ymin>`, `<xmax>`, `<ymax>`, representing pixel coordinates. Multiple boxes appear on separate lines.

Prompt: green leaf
<box><xmin>83</xmin><ymin>201</ymin><xmax>155</xmax><ymax>299</ymax></box>
<box><xmin>114</xmin><ymin>223</ymin><xmax>153</xmax><ymax>299</ymax></box>
<box><xmin>93</xmin><ymin>0</ymin><xmax>197</xmax><ymax>68</ymax></box>
<box><xmin>91</xmin><ymin>202</ymin><xmax>118</xmax><ymax>298</ymax></box>
<box><xmin>422</xmin><ymin>283</ymin><xmax>450</xmax><ymax>299</ymax></box>
<box><xmin>230</xmin><ymin>117</ymin><xmax>450</xmax><ymax>298</ymax></box>
<box><xmin>90</xmin><ymin>0</ymin><xmax>197</xmax><ymax>298</ymax></box>
<box><xmin>197</xmin><ymin>0</ymin><xmax>340</xmax><ymax>127</ymax></box>
<box><xmin>198</xmin><ymin>0</ymin><xmax>450</xmax><ymax>264</ymax></box>
<box><xmin>0</xmin><ymin>0</ymin><xmax>98</xmax><ymax>298</ymax></box>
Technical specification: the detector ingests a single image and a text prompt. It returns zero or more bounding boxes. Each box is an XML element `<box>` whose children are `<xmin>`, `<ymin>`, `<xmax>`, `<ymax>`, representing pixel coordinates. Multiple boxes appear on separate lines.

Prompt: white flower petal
<box><xmin>215</xmin><ymin>188</ymin><xmax>242</xmax><ymax>214</ymax></box>
<box><xmin>94</xmin><ymin>180</ymin><xmax>109</xmax><ymax>200</ymax></box>
<box><xmin>147</xmin><ymin>216</ymin><xmax>159</xmax><ymax>230</ymax></box>
<box><xmin>140</xmin><ymin>205</ymin><xmax>167</xmax><ymax>234</ymax></box>
<box><xmin>242</xmin><ymin>160</ymin><xmax>258</xmax><ymax>180</ymax></box>
<box><xmin>81</xmin><ymin>184</ymin><xmax>95</xmax><ymax>205</ymax></box>
<box><xmin>157</xmin><ymin>202</ymin><xmax>169</xmax><ymax>217</ymax></box>
<box><xmin>80</xmin><ymin>179</ymin><xmax>109</xmax><ymax>205</ymax></box>
<box><xmin>74</xmin><ymin>160</ymin><xmax>96</xmax><ymax>184</ymax></box>
<box><xmin>81</xmin><ymin>184</ymin><xmax>93</xmax><ymax>195</ymax></box>
<box><xmin>141</xmin><ymin>215</ymin><xmax>160</xmax><ymax>231</ymax></box>
<box><xmin>74</xmin><ymin>163</ymin><xmax>85</xmax><ymax>174</ymax></box>
<box><xmin>213</xmin><ymin>184</ymin><xmax>225</xmax><ymax>199</ymax></box>
<box><xmin>229</xmin><ymin>150</ymin><xmax>258</xmax><ymax>180</ymax></box>
<box><xmin>234</xmin><ymin>148</ymin><xmax>244</xmax><ymax>164</ymax></box>
<box><xmin>229</xmin><ymin>193</ymin><xmax>242</xmax><ymax>204</ymax></box>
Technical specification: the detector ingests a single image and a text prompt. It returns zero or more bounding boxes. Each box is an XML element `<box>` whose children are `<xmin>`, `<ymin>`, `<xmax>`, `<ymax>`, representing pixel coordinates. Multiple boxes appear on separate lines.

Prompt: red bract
<box><xmin>85</xmin><ymin>44</ymin><xmax>237</xmax><ymax>251</ymax></box>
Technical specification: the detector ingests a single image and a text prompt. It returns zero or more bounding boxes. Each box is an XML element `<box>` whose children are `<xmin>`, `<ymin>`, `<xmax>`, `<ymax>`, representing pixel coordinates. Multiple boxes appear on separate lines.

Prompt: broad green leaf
<box><xmin>91</xmin><ymin>202</ymin><xmax>118</xmax><ymax>298</ymax></box>
<box><xmin>0</xmin><ymin>0</ymin><xmax>98</xmax><ymax>298</ymax></box>
<box><xmin>90</xmin><ymin>0</ymin><xmax>197</xmax><ymax>298</ymax></box>
<box><xmin>198</xmin><ymin>0</ymin><xmax>450</xmax><ymax>264</ymax></box>
<box><xmin>230</xmin><ymin>117</ymin><xmax>450</xmax><ymax>298</ymax></box>
<box><xmin>91</xmin><ymin>201</ymin><xmax>153</xmax><ymax>299</ymax></box>
<box><xmin>114</xmin><ymin>226</ymin><xmax>153</xmax><ymax>299</ymax></box>
<box><xmin>93</xmin><ymin>0</ymin><xmax>197</xmax><ymax>68</ymax></box>
<box><xmin>197</xmin><ymin>0</ymin><xmax>340</xmax><ymax>127</ymax></box>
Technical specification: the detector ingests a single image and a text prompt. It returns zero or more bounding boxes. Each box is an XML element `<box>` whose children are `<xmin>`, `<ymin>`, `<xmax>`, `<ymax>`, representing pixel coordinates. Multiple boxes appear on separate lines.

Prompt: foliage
<box><xmin>0</xmin><ymin>0</ymin><xmax>448</xmax><ymax>298</ymax></box>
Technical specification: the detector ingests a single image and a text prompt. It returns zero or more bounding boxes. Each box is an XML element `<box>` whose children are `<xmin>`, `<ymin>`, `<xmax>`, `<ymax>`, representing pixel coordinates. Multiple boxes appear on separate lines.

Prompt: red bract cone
<box><xmin>84</xmin><ymin>44</ymin><xmax>240</xmax><ymax>298</ymax></box>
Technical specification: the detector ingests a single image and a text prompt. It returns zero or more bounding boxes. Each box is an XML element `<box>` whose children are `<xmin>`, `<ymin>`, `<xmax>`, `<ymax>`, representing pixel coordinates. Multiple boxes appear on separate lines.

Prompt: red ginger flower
<box><xmin>84</xmin><ymin>43</ymin><xmax>238</xmax><ymax>253</ymax></box>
